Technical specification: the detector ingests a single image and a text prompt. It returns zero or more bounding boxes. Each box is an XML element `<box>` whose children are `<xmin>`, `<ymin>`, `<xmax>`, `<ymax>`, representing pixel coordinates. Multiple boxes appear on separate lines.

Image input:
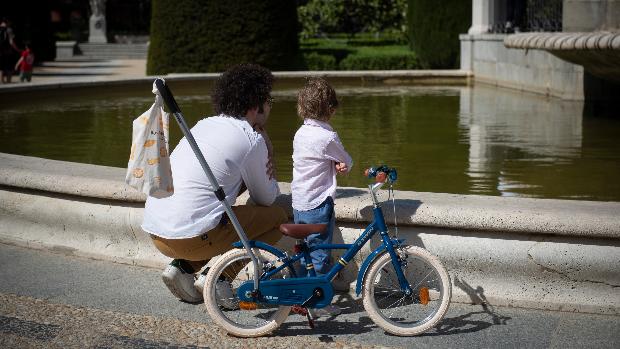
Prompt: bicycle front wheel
<box><xmin>204</xmin><ymin>248</ymin><xmax>292</xmax><ymax>337</ymax></box>
<box><xmin>362</xmin><ymin>245</ymin><xmax>451</xmax><ymax>336</ymax></box>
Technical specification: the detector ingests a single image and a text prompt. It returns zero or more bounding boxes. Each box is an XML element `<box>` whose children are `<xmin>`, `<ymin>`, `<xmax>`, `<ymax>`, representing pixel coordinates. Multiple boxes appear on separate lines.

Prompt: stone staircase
<box><xmin>76</xmin><ymin>43</ymin><xmax>148</xmax><ymax>60</ymax></box>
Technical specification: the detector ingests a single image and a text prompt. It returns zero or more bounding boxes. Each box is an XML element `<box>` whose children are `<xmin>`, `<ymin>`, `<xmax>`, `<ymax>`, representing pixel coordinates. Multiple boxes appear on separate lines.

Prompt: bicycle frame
<box><xmin>236</xmin><ymin>181</ymin><xmax>414</xmax><ymax>308</ymax></box>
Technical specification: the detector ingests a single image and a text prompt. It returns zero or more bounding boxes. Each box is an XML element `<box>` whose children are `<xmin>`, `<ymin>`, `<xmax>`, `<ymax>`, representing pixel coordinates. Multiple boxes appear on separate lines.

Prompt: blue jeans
<box><xmin>293</xmin><ymin>196</ymin><xmax>335</xmax><ymax>276</ymax></box>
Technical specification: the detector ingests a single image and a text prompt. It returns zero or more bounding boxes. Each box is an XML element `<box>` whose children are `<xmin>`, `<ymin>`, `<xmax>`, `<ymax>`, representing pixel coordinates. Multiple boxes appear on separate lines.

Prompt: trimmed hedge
<box><xmin>407</xmin><ymin>0</ymin><xmax>471</xmax><ymax>69</ymax></box>
<box><xmin>338</xmin><ymin>46</ymin><xmax>418</xmax><ymax>70</ymax></box>
<box><xmin>147</xmin><ymin>0</ymin><xmax>299</xmax><ymax>74</ymax></box>
<box><xmin>302</xmin><ymin>52</ymin><xmax>338</xmax><ymax>70</ymax></box>
<box><xmin>299</xmin><ymin>37</ymin><xmax>419</xmax><ymax>71</ymax></box>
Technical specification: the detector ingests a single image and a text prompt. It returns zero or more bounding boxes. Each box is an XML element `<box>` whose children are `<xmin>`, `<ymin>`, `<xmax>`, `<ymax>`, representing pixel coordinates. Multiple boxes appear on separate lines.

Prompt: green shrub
<box><xmin>407</xmin><ymin>0</ymin><xmax>470</xmax><ymax>69</ymax></box>
<box><xmin>299</xmin><ymin>36</ymin><xmax>418</xmax><ymax>70</ymax></box>
<box><xmin>298</xmin><ymin>0</ymin><xmax>408</xmax><ymax>39</ymax></box>
<box><xmin>147</xmin><ymin>0</ymin><xmax>299</xmax><ymax>74</ymax></box>
<box><xmin>302</xmin><ymin>52</ymin><xmax>338</xmax><ymax>70</ymax></box>
<box><xmin>338</xmin><ymin>48</ymin><xmax>419</xmax><ymax>70</ymax></box>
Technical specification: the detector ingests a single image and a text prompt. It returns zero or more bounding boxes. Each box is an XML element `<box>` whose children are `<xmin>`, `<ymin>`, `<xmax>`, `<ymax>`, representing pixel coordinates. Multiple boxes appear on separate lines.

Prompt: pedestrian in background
<box><xmin>14</xmin><ymin>42</ymin><xmax>34</xmax><ymax>83</ymax></box>
<box><xmin>0</xmin><ymin>18</ymin><xmax>18</xmax><ymax>83</ymax></box>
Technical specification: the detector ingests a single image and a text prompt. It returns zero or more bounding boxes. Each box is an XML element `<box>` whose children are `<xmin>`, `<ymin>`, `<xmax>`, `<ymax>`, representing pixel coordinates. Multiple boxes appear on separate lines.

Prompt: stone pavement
<box><xmin>0</xmin><ymin>293</ymin><xmax>382</xmax><ymax>349</ymax></box>
<box><xmin>0</xmin><ymin>59</ymin><xmax>147</xmax><ymax>87</ymax></box>
<box><xmin>1</xmin><ymin>243</ymin><xmax>619</xmax><ymax>349</ymax></box>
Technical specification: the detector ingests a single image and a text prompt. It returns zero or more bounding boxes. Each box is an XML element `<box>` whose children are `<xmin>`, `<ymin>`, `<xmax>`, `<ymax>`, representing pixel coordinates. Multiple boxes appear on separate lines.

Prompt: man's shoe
<box><xmin>309</xmin><ymin>304</ymin><xmax>341</xmax><ymax>318</ymax></box>
<box><xmin>193</xmin><ymin>268</ymin><xmax>208</xmax><ymax>296</ymax></box>
<box><xmin>161</xmin><ymin>260</ymin><xmax>202</xmax><ymax>303</ymax></box>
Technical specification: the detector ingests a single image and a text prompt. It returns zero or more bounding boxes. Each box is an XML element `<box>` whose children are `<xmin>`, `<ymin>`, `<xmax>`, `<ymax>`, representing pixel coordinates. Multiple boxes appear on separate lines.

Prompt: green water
<box><xmin>1</xmin><ymin>81</ymin><xmax>619</xmax><ymax>201</ymax></box>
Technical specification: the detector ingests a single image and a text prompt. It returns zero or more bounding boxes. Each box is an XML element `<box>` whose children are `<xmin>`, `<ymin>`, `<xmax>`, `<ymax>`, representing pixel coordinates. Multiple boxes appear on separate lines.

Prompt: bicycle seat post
<box><xmin>293</xmin><ymin>238</ymin><xmax>317</xmax><ymax>277</ymax></box>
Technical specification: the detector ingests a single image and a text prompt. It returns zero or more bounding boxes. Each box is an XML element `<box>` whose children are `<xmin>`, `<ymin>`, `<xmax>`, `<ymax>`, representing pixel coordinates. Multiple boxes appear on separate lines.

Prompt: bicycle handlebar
<box><xmin>364</xmin><ymin>165</ymin><xmax>397</xmax><ymax>183</ymax></box>
<box><xmin>154</xmin><ymin>78</ymin><xmax>181</xmax><ymax>114</ymax></box>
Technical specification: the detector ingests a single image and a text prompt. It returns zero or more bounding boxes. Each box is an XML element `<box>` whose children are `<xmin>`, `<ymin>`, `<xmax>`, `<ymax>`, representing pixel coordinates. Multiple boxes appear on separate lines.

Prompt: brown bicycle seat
<box><xmin>279</xmin><ymin>223</ymin><xmax>328</xmax><ymax>239</ymax></box>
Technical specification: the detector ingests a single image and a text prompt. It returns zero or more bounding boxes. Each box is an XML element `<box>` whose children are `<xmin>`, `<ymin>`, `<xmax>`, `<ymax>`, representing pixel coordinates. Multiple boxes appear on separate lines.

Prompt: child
<box><xmin>14</xmin><ymin>43</ymin><xmax>34</xmax><ymax>83</ymax></box>
<box><xmin>291</xmin><ymin>77</ymin><xmax>352</xmax><ymax>316</ymax></box>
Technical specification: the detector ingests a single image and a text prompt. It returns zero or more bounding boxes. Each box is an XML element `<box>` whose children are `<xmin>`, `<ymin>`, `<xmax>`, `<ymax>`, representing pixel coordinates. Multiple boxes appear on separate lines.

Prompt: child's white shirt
<box><xmin>291</xmin><ymin>118</ymin><xmax>353</xmax><ymax>211</ymax></box>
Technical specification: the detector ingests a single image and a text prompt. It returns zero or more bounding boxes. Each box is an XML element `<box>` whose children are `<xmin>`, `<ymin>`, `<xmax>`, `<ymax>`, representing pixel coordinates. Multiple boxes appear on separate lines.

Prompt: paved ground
<box><xmin>0</xmin><ymin>59</ymin><xmax>147</xmax><ymax>87</ymax></box>
<box><xmin>0</xmin><ymin>243</ymin><xmax>618</xmax><ymax>349</ymax></box>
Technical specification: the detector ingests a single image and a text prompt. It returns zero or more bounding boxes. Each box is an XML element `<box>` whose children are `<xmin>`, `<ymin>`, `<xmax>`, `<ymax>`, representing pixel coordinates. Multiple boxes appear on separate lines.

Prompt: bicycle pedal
<box><xmin>291</xmin><ymin>305</ymin><xmax>308</xmax><ymax>316</ymax></box>
<box><xmin>306</xmin><ymin>312</ymin><xmax>315</xmax><ymax>329</ymax></box>
<box><xmin>291</xmin><ymin>305</ymin><xmax>315</xmax><ymax>329</ymax></box>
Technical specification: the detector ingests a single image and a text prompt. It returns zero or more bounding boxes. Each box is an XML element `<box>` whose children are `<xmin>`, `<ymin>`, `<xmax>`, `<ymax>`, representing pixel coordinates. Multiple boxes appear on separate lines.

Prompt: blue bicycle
<box><xmin>203</xmin><ymin>166</ymin><xmax>452</xmax><ymax>337</ymax></box>
<box><xmin>154</xmin><ymin>79</ymin><xmax>451</xmax><ymax>338</ymax></box>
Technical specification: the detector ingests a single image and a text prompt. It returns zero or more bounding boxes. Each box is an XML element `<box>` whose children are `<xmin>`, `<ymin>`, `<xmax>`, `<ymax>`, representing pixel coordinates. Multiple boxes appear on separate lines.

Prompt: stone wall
<box><xmin>460</xmin><ymin>33</ymin><xmax>586</xmax><ymax>99</ymax></box>
<box><xmin>1</xmin><ymin>153</ymin><xmax>619</xmax><ymax>314</ymax></box>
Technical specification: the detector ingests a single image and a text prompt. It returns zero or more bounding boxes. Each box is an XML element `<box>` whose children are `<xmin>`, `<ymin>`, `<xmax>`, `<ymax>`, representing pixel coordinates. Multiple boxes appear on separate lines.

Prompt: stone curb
<box><xmin>2</xmin><ymin>153</ymin><xmax>619</xmax><ymax>238</ymax></box>
<box><xmin>0</xmin><ymin>70</ymin><xmax>471</xmax><ymax>94</ymax></box>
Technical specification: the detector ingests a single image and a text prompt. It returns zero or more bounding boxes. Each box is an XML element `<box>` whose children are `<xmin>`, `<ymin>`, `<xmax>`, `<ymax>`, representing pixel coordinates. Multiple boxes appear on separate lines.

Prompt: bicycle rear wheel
<box><xmin>362</xmin><ymin>245</ymin><xmax>451</xmax><ymax>336</ymax></box>
<box><xmin>204</xmin><ymin>248</ymin><xmax>292</xmax><ymax>337</ymax></box>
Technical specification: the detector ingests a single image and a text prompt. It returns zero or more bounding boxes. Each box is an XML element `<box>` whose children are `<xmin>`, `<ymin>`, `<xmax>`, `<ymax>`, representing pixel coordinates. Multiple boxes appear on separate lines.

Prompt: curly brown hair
<box><xmin>297</xmin><ymin>77</ymin><xmax>339</xmax><ymax>121</ymax></box>
<box><xmin>211</xmin><ymin>63</ymin><xmax>273</xmax><ymax>118</ymax></box>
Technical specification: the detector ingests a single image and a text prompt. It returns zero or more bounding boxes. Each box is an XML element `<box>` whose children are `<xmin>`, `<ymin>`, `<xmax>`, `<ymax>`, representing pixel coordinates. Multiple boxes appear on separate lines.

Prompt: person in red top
<box><xmin>14</xmin><ymin>43</ymin><xmax>34</xmax><ymax>83</ymax></box>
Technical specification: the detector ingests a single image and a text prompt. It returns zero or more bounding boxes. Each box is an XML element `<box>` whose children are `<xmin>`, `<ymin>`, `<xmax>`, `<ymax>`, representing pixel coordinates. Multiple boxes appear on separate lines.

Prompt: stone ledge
<box><xmin>0</xmin><ymin>70</ymin><xmax>471</xmax><ymax>94</ymax></box>
<box><xmin>504</xmin><ymin>32</ymin><xmax>620</xmax><ymax>50</ymax></box>
<box><xmin>2</xmin><ymin>153</ymin><xmax>619</xmax><ymax>238</ymax></box>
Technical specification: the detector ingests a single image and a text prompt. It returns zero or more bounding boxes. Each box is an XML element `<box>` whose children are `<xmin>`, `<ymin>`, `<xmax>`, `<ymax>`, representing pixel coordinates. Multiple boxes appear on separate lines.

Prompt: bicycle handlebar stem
<box><xmin>369</xmin><ymin>182</ymin><xmax>385</xmax><ymax>207</ymax></box>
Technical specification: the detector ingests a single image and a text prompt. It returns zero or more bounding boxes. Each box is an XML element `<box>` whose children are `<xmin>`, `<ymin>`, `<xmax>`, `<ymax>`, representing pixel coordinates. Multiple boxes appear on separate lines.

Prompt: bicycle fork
<box><xmin>380</xmin><ymin>231</ymin><xmax>413</xmax><ymax>295</ymax></box>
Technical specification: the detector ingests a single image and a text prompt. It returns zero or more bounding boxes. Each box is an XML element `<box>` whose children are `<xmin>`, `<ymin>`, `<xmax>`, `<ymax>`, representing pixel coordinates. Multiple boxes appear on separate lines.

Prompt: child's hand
<box><xmin>335</xmin><ymin>162</ymin><xmax>348</xmax><ymax>174</ymax></box>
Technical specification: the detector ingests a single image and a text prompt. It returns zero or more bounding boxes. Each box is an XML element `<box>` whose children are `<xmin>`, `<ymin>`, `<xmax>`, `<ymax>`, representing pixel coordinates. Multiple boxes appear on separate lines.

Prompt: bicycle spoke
<box><xmin>411</xmin><ymin>269</ymin><xmax>434</xmax><ymax>290</ymax></box>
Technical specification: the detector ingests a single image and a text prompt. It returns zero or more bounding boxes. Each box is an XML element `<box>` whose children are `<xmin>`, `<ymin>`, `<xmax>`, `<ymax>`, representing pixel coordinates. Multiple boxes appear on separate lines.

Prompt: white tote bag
<box><xmin>125</xmin><ymin>81</ymin><xmax>174</xmax><ymax>198</ymax></box>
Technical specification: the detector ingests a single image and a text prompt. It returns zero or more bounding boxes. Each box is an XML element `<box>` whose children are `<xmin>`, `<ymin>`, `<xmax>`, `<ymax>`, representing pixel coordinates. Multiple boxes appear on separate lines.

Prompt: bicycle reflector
<box><xmin>239</xmin><ymin>301</ymin><xmax>258</xmax><ymax>310</ymax></box>
<box><xmin>419</xmin><ymin>287</ymin><xmax>430</xmax><ymax>305</ymax></box>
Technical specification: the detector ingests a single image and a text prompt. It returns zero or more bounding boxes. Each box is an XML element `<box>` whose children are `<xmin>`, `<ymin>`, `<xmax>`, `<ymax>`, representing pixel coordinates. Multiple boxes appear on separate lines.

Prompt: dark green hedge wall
<box><xmin>147</xmin><ymin>0</ymin><xmax>299</xmax><ymax>74</ymax></box>
<box><xmin>407</xmin><ymin>0</ymin><xmax>471</xmax><ymax>69</ymax></box>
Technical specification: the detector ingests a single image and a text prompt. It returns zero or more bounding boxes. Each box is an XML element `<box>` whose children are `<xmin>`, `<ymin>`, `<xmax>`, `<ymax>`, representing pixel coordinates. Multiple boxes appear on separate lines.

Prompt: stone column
<box><xmin>88</xmin><ymin>0</ymin><xmax>107</xmax><ymax>43</ymax></box>
<box><xmin>468</xmin><ymin>0</ymin><xmax>494</xmax><ymax>34</ymax></box>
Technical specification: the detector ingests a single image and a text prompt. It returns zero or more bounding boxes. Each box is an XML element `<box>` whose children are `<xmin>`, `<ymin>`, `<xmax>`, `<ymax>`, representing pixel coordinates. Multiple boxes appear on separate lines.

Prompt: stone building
<box><xmin>460</xmin><ymin>0</ymin><xmax>620</xmax><ymax>101</ymax></box>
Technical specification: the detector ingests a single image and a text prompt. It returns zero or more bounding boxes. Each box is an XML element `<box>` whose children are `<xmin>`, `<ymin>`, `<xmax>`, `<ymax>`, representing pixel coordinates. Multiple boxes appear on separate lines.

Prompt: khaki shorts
<box><xmin>150</xmin><ymin>205</ymin><xmax>288</xmax><ymax>271</ymax></box>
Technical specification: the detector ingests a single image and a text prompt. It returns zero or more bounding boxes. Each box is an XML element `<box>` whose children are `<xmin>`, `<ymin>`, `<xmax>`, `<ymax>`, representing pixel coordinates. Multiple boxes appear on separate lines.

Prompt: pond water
<box><xmin>1</xmin><ymin>80</ymin><xmax>619</xmax><ymax>201</ymax></box>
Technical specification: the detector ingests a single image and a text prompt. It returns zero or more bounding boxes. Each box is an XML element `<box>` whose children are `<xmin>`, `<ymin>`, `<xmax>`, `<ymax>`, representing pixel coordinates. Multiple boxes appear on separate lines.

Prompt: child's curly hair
<box><xmin>297</xmin><ymin>77</ymin><xmax>339</xmax><ymax>121</ymax></box>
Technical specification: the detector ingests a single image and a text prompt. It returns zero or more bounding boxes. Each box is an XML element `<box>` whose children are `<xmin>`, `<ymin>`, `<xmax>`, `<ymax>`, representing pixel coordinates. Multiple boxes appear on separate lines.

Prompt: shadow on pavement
<box><xmin>424</xmin><ymin>276</ymin><xmax>512</xmax><ymax>336</ymax></box>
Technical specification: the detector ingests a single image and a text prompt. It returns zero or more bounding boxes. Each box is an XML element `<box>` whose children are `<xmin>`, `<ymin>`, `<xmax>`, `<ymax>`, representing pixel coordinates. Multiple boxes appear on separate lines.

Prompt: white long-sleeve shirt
<box><xmin>142</xmin><ymin>115</ymin><xmax>280</xmax><ymax>239</ymax></box>
<box><xmin>291</xmin><ymin>118</ymin><xmax>353</xmax><ymax>211</ymax></box>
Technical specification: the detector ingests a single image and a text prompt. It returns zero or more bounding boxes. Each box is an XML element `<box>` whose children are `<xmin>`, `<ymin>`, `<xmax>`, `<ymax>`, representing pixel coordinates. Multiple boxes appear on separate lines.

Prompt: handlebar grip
<box><xmin>154</xmin><ymin>78</ymin><xmax>181</xmax><ymax>114</ymax></box>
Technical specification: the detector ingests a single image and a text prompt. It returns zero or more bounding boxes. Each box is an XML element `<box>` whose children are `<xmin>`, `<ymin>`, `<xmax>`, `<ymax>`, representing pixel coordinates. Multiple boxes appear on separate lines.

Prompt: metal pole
<box><xmin>154</xmin><ymin>78</ymin><xmax>261</xmax><ymax>291</ymax></box>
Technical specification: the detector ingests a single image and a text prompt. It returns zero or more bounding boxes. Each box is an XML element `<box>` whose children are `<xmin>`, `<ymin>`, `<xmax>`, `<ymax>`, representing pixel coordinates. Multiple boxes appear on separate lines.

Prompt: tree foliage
<box><xmin>147</xmin><ymin>0</ymin><xmax>299</xmax><ymax>74</ymax></box>
<box><xmin>298</xmin><ymin>0</ymin><xmax>407</xmax><ymax>38</ymax></box>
